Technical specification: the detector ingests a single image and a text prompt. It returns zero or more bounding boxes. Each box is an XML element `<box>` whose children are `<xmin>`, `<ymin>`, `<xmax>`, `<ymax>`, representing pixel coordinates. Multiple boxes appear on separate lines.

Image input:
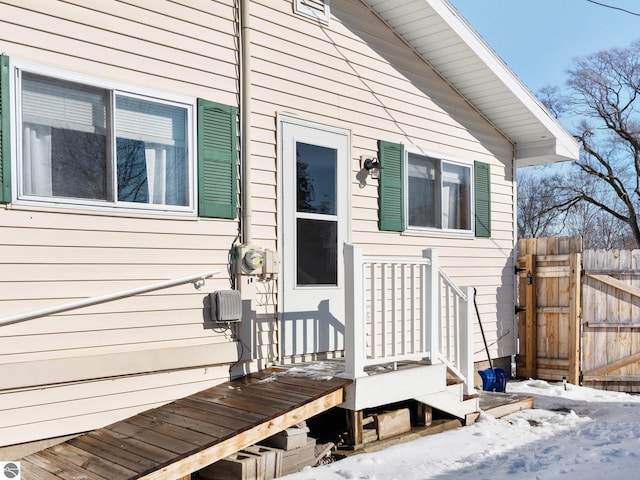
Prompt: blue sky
<box><xmin>448</xmin><ymin>0</ymin><xmax>640</xmax><ymax>94</ymax></box>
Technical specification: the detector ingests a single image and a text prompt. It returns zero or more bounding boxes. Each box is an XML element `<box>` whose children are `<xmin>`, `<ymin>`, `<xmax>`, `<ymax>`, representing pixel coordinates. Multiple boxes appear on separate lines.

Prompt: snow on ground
<box><xmin>283</xmin><ymin>379</ymin><xmax>640</xmax><ymax>480</ymax></box>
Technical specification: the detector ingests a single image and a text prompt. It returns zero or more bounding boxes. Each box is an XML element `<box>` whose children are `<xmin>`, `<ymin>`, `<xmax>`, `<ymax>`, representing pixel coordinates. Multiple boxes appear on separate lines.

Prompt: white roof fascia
<box><xmin>362</xmin><ymin>0</ymin><xmax>580</xmax><ymax>167</ymax></box>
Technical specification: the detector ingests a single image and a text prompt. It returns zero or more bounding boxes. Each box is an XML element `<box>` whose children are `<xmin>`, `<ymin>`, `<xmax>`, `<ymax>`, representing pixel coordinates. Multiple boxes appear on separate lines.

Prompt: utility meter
<box><xmin>235</xmin><ymin>244</ymin><xmax>278</xmax><ymax>278</ymax></box>
<box><xmin>236</xmin><ymin>245</ymin><xmax>265</xmax><ymax>274</ymax></box>
<box><xmin>242</xmin><ymin>248</ymin><xmax>265</xmax><ymax>273</ymax></box>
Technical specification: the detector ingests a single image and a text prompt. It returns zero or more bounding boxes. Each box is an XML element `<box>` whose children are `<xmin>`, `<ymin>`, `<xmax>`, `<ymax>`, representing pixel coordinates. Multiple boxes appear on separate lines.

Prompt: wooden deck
<box><xmin>19</xmin><ymin>369</ymin><xmax>351</xmax><ymax>480</ymax></box>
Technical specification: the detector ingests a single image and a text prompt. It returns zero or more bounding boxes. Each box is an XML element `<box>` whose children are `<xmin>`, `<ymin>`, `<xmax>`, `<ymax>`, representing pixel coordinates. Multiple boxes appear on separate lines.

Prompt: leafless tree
<box><xmin>534</xmin><ymin>40</ymin><xmax>640</xmax><ymax>248</ymax></box>
<box><xmin>517</xmin><ymin>169</ymin><xmax>565</xmax><ymax>238</ymax></box>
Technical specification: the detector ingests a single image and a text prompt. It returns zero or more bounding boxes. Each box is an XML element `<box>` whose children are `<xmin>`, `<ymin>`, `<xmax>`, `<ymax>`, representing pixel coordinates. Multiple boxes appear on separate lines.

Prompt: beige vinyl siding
<box><xmin>250</xmin><ymin>0</ymin><xmax>515</xmax><ymax>362</ymax></box>
<box><xmin>0</xmin><ymin>0</ymin><xmax>238</xmax><ymax>102</ymax></box>
<box><xmin>0</xmin><ymin>0</ymin><xmax>249</xmax><ymax>447</ymax></box>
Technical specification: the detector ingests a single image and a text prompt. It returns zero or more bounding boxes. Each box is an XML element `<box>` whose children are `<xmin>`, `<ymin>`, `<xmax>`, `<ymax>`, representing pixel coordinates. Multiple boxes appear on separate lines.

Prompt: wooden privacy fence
<box><xmin>517</xmin><ymin>237</ymin><xmax>640</xmax><ymax>392</ymax></box>
<box><xmin>516</xmin><ymin>237</ymin><xmax>582</xmax><ymax>385</ymax></box>
<box><xmin>581</xmin><ymin>249</ymin><xmax>640</xmax><ymax>392</ymax></box>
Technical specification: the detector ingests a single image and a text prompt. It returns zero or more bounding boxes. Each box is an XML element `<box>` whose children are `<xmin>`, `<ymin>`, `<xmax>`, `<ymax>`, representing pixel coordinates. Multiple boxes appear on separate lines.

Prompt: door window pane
<box><xmin>296</xmin><ymin>218</ymin><xmax>337</xmax><ymax>285</ymax></box>
<box><xmin>296</xmin><ymin>142</ymin><xmax>336</xmax><ymax>215</ymax></box>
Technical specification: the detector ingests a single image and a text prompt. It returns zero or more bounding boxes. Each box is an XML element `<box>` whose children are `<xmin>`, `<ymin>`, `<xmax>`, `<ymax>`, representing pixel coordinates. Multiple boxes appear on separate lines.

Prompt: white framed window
<box><xmin>14</xmin><ymin>62</ymin><xmax>195</xmax><ymax>214</ymax></box>
<box><xmin>406</xmin><ymin>150</ymin><xmax>472</xmax><ymax>233</ymax></box>
<box><xmin>294</xmin><ymin>0</ymin><xmax>330</xmax><ymax>24</ymax></box>
<box><xmin>377</xmin><ymin>139</ymin><xmax>491</xmax><ymax>238</ymax></box>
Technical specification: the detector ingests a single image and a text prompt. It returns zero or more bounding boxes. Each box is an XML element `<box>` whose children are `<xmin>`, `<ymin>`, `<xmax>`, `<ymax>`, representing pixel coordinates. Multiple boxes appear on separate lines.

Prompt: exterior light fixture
<box><xmin>363</xmin><ymin>157</ymin><xmax>382</xmax><ymax>179</ymax></box>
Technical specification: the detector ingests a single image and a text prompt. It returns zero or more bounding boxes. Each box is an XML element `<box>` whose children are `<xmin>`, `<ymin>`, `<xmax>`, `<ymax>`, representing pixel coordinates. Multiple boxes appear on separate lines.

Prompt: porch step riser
<box><xmin>414</xmin><ymin>385</ymin><xmax>479</xmax><ymax>420</ymax></box>
<box><xmin>341</xmin><ymin>363</ymin><xmax>447</xmax><ymax>411</ymax></box>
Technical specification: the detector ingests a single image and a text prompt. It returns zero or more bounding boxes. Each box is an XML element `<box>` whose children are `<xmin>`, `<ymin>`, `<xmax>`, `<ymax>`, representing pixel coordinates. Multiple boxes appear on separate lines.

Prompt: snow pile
<box><xmin>283</xmin><ymin>379</ymin><xmax>640</xmax><ymax>480</ymax></box>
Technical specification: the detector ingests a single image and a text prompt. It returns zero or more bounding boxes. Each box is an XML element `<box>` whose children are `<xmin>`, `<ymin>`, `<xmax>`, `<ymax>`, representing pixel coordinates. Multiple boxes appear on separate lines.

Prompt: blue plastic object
<box><xmin>479</xmin><ymin>367</ymin><xmax>507</xmax><ymax>392</ymax></box>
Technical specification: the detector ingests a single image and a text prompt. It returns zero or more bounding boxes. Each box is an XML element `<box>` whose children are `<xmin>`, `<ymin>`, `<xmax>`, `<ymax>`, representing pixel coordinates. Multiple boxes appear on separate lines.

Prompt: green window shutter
<box><xmin>197</xmin><ymin>99</ymin><xmax>237</xmax><ymax>219</ymax></box>
<box><xmin>474</xmin><ymin>161</ymin><xmax>491</xmax><ymax>238</ymax></box>
<box><xmin>0</xmin><ymin>55</ymin><xmax>11</xmax><ymax>204</ymax></box>
<box><xmin>378</xmin><ymin>140</ymin><xmax>404</xmax><ymax>232</ymax></box>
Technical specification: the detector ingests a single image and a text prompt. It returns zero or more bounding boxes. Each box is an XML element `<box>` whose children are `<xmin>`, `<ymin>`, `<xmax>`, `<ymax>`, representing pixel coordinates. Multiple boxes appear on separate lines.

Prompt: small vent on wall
<box><xmin>210</xmin><ymin>290</ymin><xmax>242</xmax><ymax>323</ymax></box>
<box><xmin>294</xmin><ymin>0</ymin><xmax>330</xmax><ymax>24</ymax></box>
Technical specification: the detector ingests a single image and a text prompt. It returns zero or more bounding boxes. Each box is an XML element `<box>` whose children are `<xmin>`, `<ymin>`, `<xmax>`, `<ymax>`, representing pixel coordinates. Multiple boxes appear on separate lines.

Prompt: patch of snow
<box><xmin>282</xmin><ymin>379</ymin><xmax>640</xmax><ymax>480</ymax></box>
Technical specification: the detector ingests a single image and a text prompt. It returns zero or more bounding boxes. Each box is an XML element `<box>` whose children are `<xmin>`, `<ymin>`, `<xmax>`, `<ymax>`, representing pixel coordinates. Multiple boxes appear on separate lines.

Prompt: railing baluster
<box><xmin>381</xmin><ymin>263</ymin><xmax>387</xmax><ymax>358</ymax></box>
<box><xmin>391</xmin><ymin>263</ymin><xmax>397</xmax><ymax>357</ymax></box>
<box><xmin>410</xmin><ymin>264</ymin><xmax>416</xmax><ymax>355</ymax></box>
<box><xmin>370</xmin><ymin>262</ymin><xmax>377</xmax><ymax>361</ymax></box>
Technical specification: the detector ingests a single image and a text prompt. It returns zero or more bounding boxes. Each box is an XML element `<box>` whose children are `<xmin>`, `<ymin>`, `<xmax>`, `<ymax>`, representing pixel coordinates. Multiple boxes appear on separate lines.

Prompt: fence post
<box><xmin>460</xmin><ymin>286</ymin><xmax>475</xmax><ymax>395</ymax></box>
<box><xmin>568</xmin><ymin>252</ymin><xmax>581</xmax><ymax>385</ymax></box>
<box><xmin>344</xmin><ymin>243</ymin><xmax>365</xmax><ymax>378</ymax></box>
<box><xmin>423</xmin><ymin>248</ymin><xmax>441</xmax><ymax>365</ymax></box>
<box><xmin>525</xmin><ymin>253</ymin><xmax>537</xmax><ymax>379</ymax></box>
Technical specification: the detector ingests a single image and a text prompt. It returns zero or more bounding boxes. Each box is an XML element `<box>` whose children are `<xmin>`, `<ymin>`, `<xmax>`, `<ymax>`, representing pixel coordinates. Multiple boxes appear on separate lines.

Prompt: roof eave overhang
<box><xmin>361</xmin><ymin>0</ymin><xmax>580</xmax><ymax>167</ymax></box>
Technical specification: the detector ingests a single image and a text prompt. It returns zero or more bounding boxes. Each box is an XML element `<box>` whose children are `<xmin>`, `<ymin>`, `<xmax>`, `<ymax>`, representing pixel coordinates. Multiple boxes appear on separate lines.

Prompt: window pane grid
<box><xmin>407</xmin><ymin>153</ymin><xmax>472</xmax><ymax>232</ymax></box>
<box><xmin>19</xmin><ymin>70</ymin><xmax>191</xmax><ymax>211</ymax></box>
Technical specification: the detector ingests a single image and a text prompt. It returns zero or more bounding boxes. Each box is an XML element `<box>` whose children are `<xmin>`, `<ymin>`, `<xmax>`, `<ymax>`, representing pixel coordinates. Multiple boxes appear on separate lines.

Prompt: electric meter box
<box><xmin>235</xmin><ymin>244</ymin><xmax>279</xmax><ymax>277</ymax></box>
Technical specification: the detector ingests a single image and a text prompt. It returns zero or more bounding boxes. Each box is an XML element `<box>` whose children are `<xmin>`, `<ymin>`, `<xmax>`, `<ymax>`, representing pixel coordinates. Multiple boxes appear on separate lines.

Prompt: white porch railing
<box><xmin>344</xmin><ymin>244</ymin><xmax>474</xmax><ymax>394</ymax></box>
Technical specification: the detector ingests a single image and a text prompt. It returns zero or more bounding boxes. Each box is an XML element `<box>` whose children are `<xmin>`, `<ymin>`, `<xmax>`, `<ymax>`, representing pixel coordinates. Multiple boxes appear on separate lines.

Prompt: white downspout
<box><xmin>512</xmin><ymin>152</ymin><xmax>519</xmax><ymax>372</ymax></box>
<box><xmin>240</xmin><ymin>0</ymin><xmax>253</xmax><ymax>244</ymax></box>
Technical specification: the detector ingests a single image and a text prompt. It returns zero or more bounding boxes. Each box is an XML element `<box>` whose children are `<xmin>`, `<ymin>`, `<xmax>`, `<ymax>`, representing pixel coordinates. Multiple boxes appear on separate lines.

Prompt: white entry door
<box><xmin>281</xmin><ymin>117</ymin><xmax>350</xmax><ymax>357</ymax></box>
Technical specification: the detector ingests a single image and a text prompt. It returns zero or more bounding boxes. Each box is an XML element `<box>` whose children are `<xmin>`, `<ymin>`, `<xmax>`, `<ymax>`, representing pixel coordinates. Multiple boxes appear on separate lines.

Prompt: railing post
<box><xmin>422</xmin><ymin>248</ymin><xmax>441</xmax><ymax>365</ymax></box>
<box><xmin>460</xmin><ymin>286</ymin><xmax>476</xmax><ymax>395</ymax></box>
<box><xmin>344</xmin><ymin>243</ymin><xmax>366</xmax><ymax>378</ymax></box>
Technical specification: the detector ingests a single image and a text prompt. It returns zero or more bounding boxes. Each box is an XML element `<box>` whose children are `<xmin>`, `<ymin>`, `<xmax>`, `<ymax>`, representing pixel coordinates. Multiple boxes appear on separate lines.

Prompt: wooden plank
<box><xmin>46</xmin><ymin>442</ymin><xmax>139</xmax><ymax>479</ymax></box>
<box><xmin>137</xmin><ymin>388</ymin><xmax>346</xmax><ymax>480</ymax></box>
<box><xmin>525</xmin><ymin>254</ymin><xmax>536</xmax><ymax>378</ymax></box>
<box><xmin>106</xmin><ymin>421</ymin><xmax>198</xmax><ymax>455</ymax></box>
<box><xmin>178</xmin><ymin>392</ymin><xmax>285</xmax><ymax>417</ymax></box>
<box><xmin>568</xmin><ymin>252</ymin><xmax>581</xmax><ymax>385</ymax></box>
<box><xmin>535</xmin><ymin>266</ymin><xmax>570</xmax><ymax>278</ymax></box>
<box><xmin>346</xmin><ymin>410</ymin><xmax>364</xmax><ymax>447</ymax></box>
<box><xmin>586</xmin><ymin>274</ymin><xmax>640</xmax><ymax>298</ymax></box>
<box><xmin>482</xmin><ymin>396</ymin><xmax>534</xmax><ymax>419</ymax></box>
<box><xmin>199</xmin><ymin>383</ymin><xmax>301</xmax><ymax>411</ymax></box>
<box><xmin>586</xmin><ymin>323</ymin><xmax>640</xmax><ymax>328</ymax></box>
<box><xmin>547</xmin><ymin>237</ymin><xmax>560</xmax><ymax>363</ymax></box>
<box><xmin>19</xmin><ymin>458</ymin><xmax>65</xmax><ymax>480</ymax></box>
<box><xmin>535</xmin><ymin>358</ymin><xmax>570</xmax><ymax>368</ymax></box>
<box><xmin>517</xmin><ymin>254</ymin><xmax>570</xmax><ymax>263</ymax></box>
<box><xmin>23</xmin><ymin>450</ymin><xmax>112</xmax><ymax>480</ymax></box>
<box><xmin>583</xmin><ymin>375</ymin><xmax>640</xmax><ymax>382</ymax></box>
<box><xmin>536</xmin><ymin>307</ymin><xmax>570</xmax><ymax>314</ymax></box>
<box><xmin>582</xmin><ymin>351</ymin><xmax>640</xmax><ymax>377</ymax></box>
<box><xmin>68</xmin><ymin>432</ymin><xmax>159</xmax><ymax>474</ymax></box>
<box><xmin>125</xmin><ymin>414</ymin><xmax>215</xmax><ymax>446</ymax></box>
<box><xmin>139</xmin><ymin>408</ymin><xmax>234</xmax><ymax>439</ymax></box>
<box><xmin>167</xmin><ymin>400</ymin><xmax>257</xmax><ymax>432</ymax></box>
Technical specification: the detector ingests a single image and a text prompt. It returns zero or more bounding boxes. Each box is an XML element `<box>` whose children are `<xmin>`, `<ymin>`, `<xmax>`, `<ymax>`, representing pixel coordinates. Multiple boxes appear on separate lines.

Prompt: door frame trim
<box><xmin>277</xmin><ymin>114</ymin><xmax>352</xmax><ymax>360</ymax></box>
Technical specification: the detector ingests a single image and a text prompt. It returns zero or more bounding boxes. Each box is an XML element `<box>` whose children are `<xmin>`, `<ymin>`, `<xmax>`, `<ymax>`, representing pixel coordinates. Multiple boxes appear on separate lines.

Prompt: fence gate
<box><xmin>516</xmin><ymin>237</ymin><xmax>582</xmax><ymax>384</ymax></box>
<box><xmin>581</xmin><ymin>249</ymin><xmax>640</xmax><ymax>392</ymax></box>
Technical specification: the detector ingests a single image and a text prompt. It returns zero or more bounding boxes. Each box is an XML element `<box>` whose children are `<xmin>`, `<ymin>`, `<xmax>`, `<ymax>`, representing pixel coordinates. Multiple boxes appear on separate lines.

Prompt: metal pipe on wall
<box><xmin>240</xmin><ymin>0</ymin><xmax>253</xmax><ymax>245</ymax></box>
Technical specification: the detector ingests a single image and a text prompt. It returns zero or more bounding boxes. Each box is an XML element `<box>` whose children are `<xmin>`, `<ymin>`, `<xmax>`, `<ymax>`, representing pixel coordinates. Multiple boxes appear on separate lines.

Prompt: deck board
<box><xmin>19</xmin><ymin>368</ymin><xmax>350</xmax><ymax>479</ymax></box>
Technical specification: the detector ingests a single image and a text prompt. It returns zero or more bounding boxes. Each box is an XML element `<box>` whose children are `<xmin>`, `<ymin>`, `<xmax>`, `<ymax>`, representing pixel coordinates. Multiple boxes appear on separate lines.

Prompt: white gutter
<box><xmin>240</xmin><ymin>0</ymin><xmax>253</xmax><ymax>244</ymax></box>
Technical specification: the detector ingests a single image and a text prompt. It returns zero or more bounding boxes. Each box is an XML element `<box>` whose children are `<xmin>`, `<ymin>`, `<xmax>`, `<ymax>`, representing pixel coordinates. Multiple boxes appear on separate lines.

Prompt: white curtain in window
<box><xmin>22</xmin><ymin>124</ymin><xmax>52</xmax><ymax>196</ymax></box>
<box><xmin>144</xmin><ymin>146</ymin><xmax>166</xmax><ymax>204</ymax></box>
<box><xmin>442</xmin><ymin>163</ymin><xmax>469</xmax><ymax>230</ymax></box>
<box><xmin>442</xmin><ymin>182</ymin><xmax>460</xmax><ymax>229</ymax></box>
<box><xmin>144</xmin><ymin>145</ymin><xmax>183</xmax><ymax>205</ymax></box>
